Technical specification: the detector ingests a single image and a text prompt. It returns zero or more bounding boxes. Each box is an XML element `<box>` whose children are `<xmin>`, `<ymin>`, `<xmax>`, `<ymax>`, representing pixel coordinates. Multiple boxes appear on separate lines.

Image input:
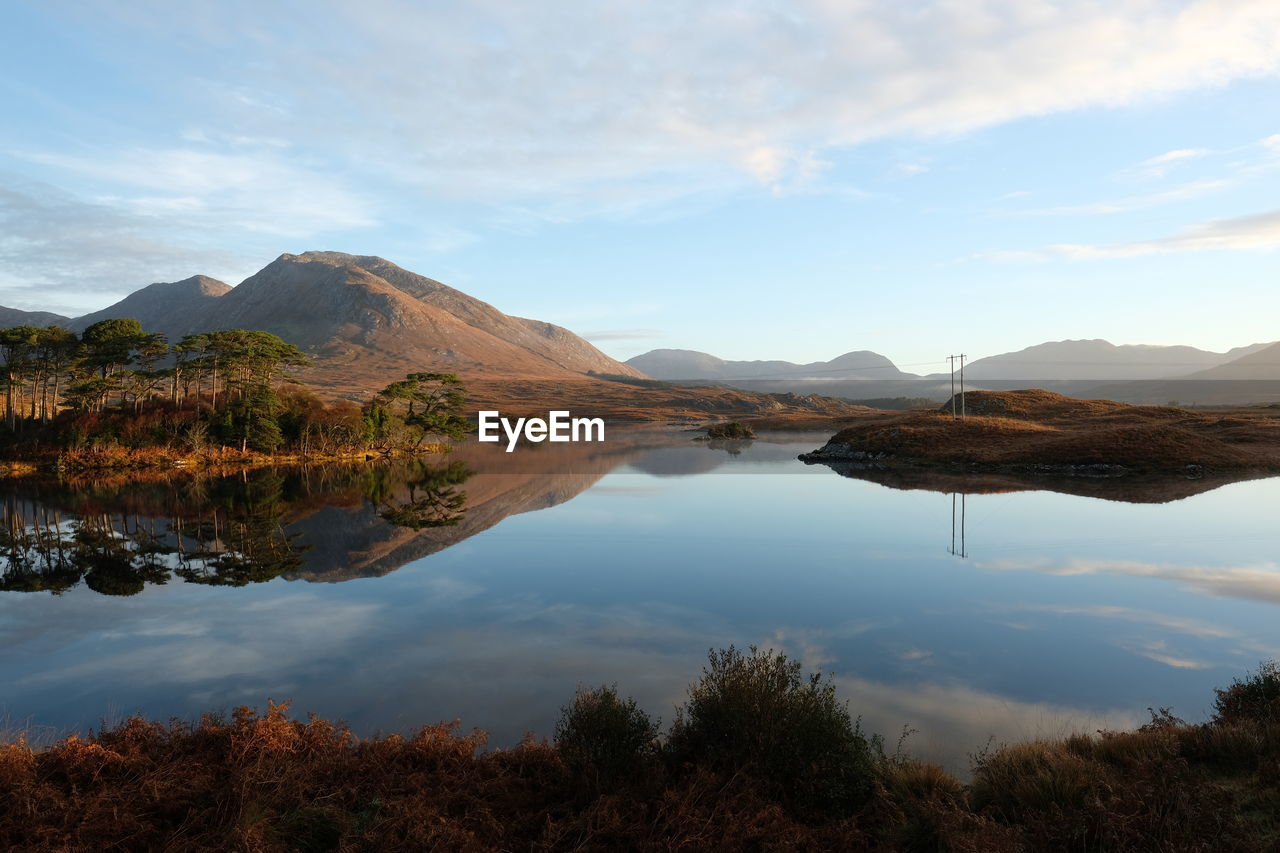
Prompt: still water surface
<box><xmin>2</xmin><ymin>431</ymin><xmax>1278</xmax><ymax>772</ymax></box>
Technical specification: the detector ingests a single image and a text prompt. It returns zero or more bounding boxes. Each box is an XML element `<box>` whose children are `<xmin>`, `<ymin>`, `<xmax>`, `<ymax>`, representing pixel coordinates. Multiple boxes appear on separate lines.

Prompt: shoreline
<box><xmin>797</xmin><ymin>390</ymin><xmax>1280</xmax><ymax>478</ymax></box>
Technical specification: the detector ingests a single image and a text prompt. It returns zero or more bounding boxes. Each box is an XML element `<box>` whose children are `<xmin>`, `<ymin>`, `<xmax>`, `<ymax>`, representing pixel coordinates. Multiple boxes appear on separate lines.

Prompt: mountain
<box><xmin>69</xmin><ymin>275</ymin><xmax>231</xmax><ymax>334</ymax></box>
<box><xmin>625</xmin><ymin>348</ymin><xmax>910</xmax><ymax>380</ymax></box>
<box><xmin>0</xmin><ymin>307</ymin><xmax>72</xmax><ymax>327</ymax></box>
<box><xmin>0</xmin><ymin>252</ymin><xmax>889</xmax><ymax>418</ymax></box>
<box><xmin>959</xmin><ymin>339</ymin><xmax>1273</xmax><ymax>381</ymax></box>
<box><xmin>1186</xmin><ymin>341</ymin><xmax>1280</xmax><ymax>380</ymax></box>
<box><xmin>170</xmin><ymin>252</ymin><xmax>644</xmax><ymax>391</ymax></box>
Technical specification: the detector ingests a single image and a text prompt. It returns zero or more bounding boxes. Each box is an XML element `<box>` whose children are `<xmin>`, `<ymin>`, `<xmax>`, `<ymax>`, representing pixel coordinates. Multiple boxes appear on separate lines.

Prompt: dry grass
<box><xmin>5</xmin><ymin>684</ymin><xmax>1280</xmax><ymax>850</ymax></box>
<box><xmin>816</xmin><ymin>389</ymin><xmax>1280</xmax><ymax>472</ymax></box>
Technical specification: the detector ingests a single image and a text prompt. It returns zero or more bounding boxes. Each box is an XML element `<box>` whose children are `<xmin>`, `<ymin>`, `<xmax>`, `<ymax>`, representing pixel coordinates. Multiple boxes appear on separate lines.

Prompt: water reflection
<box><xmin>949</xmin><ymin>492</ymin><xmax>967</xmax><ymax>559</ymax></box>
<box><xmin>803</xmin><ymin>458</ymin><xmax>1272</xmax><ymax>504</ymax></box>
<box><xmin>0</xmin><ymin>459</ymin><xmax>474</xmax><ymax>596</ymax></box>
<box><xmin>0</xmin><ymin>431</ymin><xmax>1278</xmax><ymax>778</ymax></box>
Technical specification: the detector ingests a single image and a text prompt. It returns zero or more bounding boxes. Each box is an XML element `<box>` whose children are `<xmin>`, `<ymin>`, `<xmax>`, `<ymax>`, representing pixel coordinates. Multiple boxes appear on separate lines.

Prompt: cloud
<box><xmin>831</xmin><ymin>672</ymin><xmax>1141</xmax><ymax>774</ymax></box>
<box><xmin>9</xmin><ymin>0</ymin><xmax>1280</xmax><ymax>301</ymax></box>
<box><xmin>1135</xmin><ymin>147</ymin><xmax>1211</xmax><ymax>177</ymax></box>
<box><xmin>0</xmin><ymin>143</ymin><xmax>378</xmax><ymax>307</ymax></box>
<box><xmin>582</xmin><ymin>328</ymin><xmax>664</xmax><ymax>342</ymax></box>
<box><xmin>1013</xmin><ymin>177</ymin><xmax>1234</xmax><ymax>216</ymax></box>
<box><xmin>1142</xmin><ymin>148</ymin><xmax>1211</xmax><ymax>167</ymax></box>
<box><xmin>978</xmin><ymin>556</ymin><xmax>1280</xmax><ymax>607</ymax></box>
<box><xmin>978</xmin><ymin>208</ymin><xmax>1280</xmax><ymax>261</ymax></box>
<box><xmin>1053</xmin><ymin>209</ymin><xmax>1280</xmax><ymax>258</ymax></box>
<box><xmin>995</xmin><ymin>603</ymin><xmax>1236</xmax><ymax>640</ymax></box>
<box><xmin>43</xmin><ymin>0</ymin><xmax>1280</xmax><ymax>204</ymax></box>
<box><xmin>0</xmin><ymin>175</ymin><xmax>253</xmax><ymax>312</ymax></box>
<box><xmin>18</xmin><ymin>148</ymin><xmax>376</xmax><ymax>235</ymax></box>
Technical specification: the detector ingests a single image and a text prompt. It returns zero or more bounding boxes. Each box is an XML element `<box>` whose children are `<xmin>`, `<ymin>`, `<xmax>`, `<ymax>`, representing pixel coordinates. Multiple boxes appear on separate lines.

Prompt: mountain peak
<box><xmin>70</xmin><ymin>275</ymin><xmax>231</xmax><ymax>334</ymax></box>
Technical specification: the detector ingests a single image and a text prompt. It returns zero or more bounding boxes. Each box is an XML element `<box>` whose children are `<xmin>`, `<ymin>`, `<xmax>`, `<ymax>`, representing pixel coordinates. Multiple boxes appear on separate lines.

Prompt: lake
<box><xmin>2</xmin><ymin>430</ymin><xmax>1278</xmax><ymax>774</ymax></box>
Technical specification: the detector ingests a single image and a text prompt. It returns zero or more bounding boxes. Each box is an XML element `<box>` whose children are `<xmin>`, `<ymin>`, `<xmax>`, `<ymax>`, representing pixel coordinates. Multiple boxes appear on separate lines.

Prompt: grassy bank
<box><xmin>0</xmin><ymin>442</ymin><xmax>455</xmax><ymax>475</ymax></box>
<box><xmin>3</xmin><ymin>649</ymin><xmax>1279</xmax><ymax>851</ymax></box>
<box><xmin>802</xmin><ymin>389</ymin><xmax>1280</xmax><ymax>475</ymax></box>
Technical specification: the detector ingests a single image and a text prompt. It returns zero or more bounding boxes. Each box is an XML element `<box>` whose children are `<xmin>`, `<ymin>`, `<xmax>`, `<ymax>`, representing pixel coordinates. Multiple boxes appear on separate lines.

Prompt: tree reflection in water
<box><xmin>376</xmin><ymin>460</ymin><xmax>470</xmax><ymax>530</ymax></box>
<box><xmin>0</xmin><ymin>459</ymin><xmax>472</xmax><ymax>596</ymax></box>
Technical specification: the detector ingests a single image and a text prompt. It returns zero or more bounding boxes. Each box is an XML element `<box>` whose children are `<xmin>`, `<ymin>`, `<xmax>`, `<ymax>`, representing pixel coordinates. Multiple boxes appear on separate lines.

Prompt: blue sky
<box><xmin>2</xmin><ymin>1</ymin><xmax>1278</xmax><ymax>368</ymax></box>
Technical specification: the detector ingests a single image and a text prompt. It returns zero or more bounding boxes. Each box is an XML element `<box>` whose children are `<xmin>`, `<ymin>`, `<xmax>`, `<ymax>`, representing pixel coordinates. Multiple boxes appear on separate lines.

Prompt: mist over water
<box><xmin>1</xmin><ymin>432</ymin><xmax>1277</xmax><ymax>773</ymax></box>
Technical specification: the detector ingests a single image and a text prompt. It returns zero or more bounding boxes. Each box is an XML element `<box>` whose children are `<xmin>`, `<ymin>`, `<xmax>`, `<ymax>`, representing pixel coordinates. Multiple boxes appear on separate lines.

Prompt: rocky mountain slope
<box><xmin>69</xmin><ymin>275</ymin><xmax>231</xmax><ymax>334</ymax></box>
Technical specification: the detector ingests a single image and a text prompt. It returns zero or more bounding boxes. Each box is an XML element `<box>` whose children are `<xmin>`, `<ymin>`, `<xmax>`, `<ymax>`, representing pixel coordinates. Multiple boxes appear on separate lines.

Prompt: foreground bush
<box><xmin>667</xmin><ymin>645</ymin><xmax>877</xmax><ymax>818</ymax></box>
<box><xmin>554</xmin><ymin>684</ymin><xmax>659</xmax><ymax>789</ymax></box>
<box><xmin>1214</xmin><ymin>659</ymin><xmax>1280</xmax><ymax>724</ymax></box>
<box><xmin>4</xmin><ymin>656</ymin><xmax>1280</xmax><ymax>851</ymax></box>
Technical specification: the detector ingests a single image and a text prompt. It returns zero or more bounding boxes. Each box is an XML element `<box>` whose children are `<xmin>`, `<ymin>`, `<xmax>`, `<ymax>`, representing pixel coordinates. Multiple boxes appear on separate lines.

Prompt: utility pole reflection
<box><xmin>949</xmin><ymin>492</ymin><xmax>968</xmax><ymax>558</ymax></box>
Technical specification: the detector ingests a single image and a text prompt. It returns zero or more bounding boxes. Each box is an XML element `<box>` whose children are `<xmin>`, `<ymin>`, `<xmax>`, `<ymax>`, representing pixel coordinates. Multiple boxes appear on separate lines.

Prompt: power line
<box><xmin>648</xmin><ymin>357</ymin><xmax>1280</xmax><ymax>383</ymax></box>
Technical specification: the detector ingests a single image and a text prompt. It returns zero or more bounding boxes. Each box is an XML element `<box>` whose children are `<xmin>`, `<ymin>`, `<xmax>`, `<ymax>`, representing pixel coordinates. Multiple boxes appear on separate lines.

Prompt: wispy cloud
<box><xmin>977</xmin><ymin>208</ymin><xmax>1280</xmax><ymax>262</ymax></box>
<box><xmin>1012</xmin><ymin>177</ymin><xmax>1233</xmax><ymax>216</ymax></box>
<box><xmin>1052</xmin><ymin>209</ymin><xmax>1280</xmax><ymax>258</ymax></box>
<box><xmin>41</xmin><ymin>0</ymin><xmax>1280</xmax><ymax>205</ymax></box>
<box><xmin>979</xmin><ymin>556</ymin><xmax>1280</xmax><ymax>607</ymax></box>
<box><xmin>0</xmin><ymin>175</ymin><xmax>255</xmax><ymax>312</ymax></box>
<box><xmin>8</xmin><ymin>0</ymin><xmax>1280</xmax><ymax>303</ymax></box>
<box><xmin>582</xmin><ymin>328</ymin><xmax>664</xmax><ymax>342</ymax></box>
<box><xmin>1135</xmin><ymin>147</ymin><xmax>1211</xmax><ymax>177</ymax></box>
<box><xmin>18</xmin><ymin>147</ymin><xmax>376</xmax><ymax>235</ymax></box>
<box><xmin>995</xmin><ymin>603</ymin><xmax>1235</xmax><ymax>640</ymax></box>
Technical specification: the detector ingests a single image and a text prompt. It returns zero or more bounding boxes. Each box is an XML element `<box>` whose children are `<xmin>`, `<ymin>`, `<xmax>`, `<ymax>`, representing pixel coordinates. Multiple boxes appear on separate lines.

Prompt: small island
<box><xmin>800</xmin><ymin>390</ymin><xmax>1280</xmax><ymax>477</ymax></box>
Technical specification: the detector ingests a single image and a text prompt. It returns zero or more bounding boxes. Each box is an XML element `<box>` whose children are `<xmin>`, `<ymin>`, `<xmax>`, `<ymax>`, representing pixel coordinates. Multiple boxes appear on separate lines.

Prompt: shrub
<box><xmin>706</xmin><ymin>421</ymin><xmax>756</xmax><ymax>439</ymax></box>
<box><xmin>666</xmin><ymin>645</ymin><xmax>875</xmax><ymax>818</ymax></box>
<box><xmin>1214</xmin><ymin>660</ymin><xmax>1280</xmax><ymax>725</ymax></box>
<box><xmin>555</xmin><ymin>685</ymin><xmax>659</xmax><ymax>789</ymax></box>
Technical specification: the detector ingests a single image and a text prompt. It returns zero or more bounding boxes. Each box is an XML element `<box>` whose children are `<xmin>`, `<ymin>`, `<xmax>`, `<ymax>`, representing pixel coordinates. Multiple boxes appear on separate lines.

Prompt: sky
<box><xmin>1</xmin><ymin>0</ymin><xmax>1278</xmax><ymax>370</ymax></box>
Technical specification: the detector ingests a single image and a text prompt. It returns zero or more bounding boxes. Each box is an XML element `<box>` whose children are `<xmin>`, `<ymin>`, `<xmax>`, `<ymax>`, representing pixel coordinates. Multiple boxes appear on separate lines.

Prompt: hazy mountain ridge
<box><xmin>626</xmin><ymin>348</ymin><xmax>911</xmax><ymax>380</ymax></box>
<box><xmin>955</xmin><ymin>339</ymin><xmax>1276</xmax><ymax>381</ymax></box>
<box><xmin>5</xmin><ymin>265</ymin><xmax>1276</xmax><ymax>400</ymax></box>
<box><xmin>0</xmin><ymin>307</ymin><xmax>72</xmax><ymax>328</ymax></box>
<box><xmin>1188</xmin><ymin>341</ymin><xmax>1280</xmax><ymax>380</ymax></box>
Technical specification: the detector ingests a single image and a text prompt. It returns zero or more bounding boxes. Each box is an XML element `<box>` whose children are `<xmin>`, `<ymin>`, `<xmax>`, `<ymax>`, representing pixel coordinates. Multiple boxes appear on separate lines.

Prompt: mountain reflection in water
<box><xmin>2</xmin><ymin>430</ymin><xmax>1278</xmax><ymax>776</ymax></box>
<box><xmin>0</xmin><ymin>430</ymin><xmax>707</xmax><ymax>595</ymax></box>
<box><xmin>1</xmin><ymin>434</ymin><xmax>1272</xmax><ymax>594</ymax></box>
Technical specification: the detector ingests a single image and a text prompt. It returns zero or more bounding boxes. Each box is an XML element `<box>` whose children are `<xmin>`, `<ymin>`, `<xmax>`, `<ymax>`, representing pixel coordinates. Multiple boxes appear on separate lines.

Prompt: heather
<box><xmin>4</xmin><ymin>649</ymin><xmax>1280</xmax><ymax>851</ymax></box>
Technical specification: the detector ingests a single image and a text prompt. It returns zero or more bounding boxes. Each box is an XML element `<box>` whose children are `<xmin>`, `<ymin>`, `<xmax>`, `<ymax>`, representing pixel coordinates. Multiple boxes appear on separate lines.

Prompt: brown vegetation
<box><xmin>803</xmin><ymin>389</ymin><xmax>1280</xmax><ymax>473</ymax></box>
<box><xmin>464</xmin><ymin>376</ymin><xmax>872</xmax><ymax>424</ymax></box>
<box><xmin>4</xmin><ymin>652</ymin><xmax>1280</xmax><ymax>851</ymax></box>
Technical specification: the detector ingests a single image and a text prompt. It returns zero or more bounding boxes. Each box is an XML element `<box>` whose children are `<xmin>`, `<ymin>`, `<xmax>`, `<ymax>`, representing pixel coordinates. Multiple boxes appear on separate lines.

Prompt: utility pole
<box><xmin>948</xmin><ymin>354</ymin><xmax>968</xmax><ymax>419</ymax></box>
<box><xmin>947</xmin><ymin>355</ymin><xmax>956</xmax><ymax>417</ymax></box>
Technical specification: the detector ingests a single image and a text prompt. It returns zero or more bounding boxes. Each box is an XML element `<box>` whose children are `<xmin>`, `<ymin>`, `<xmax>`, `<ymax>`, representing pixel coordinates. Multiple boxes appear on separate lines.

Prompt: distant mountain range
<box><xmin>953</xmin><ymin>339</ymin><xmax>1275</xmax><ymax>381</ymax></box>
<box><xmin>1186</xmin><ymin>341</ymin><xmax>1280</xmax><ymax>380</ymax></box>
<box><xmin>3</xmin><ymin>258</ymin><xmax>1277</xmax><ymax>405</ymax></box>
<box><xmin>627</xmin><ymin>338</ymin><xmax>1280</xmax><ymax>387</ymax></box>
<box><xmin>626</xmin><ymin>348</ymin><xmax>912</xmax><ymax>380</ymax></box>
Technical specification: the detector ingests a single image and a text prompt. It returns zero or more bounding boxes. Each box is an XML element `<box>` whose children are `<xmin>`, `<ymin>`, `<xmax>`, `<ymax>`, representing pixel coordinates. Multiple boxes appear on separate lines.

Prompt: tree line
<box><xmin>0</xmin><ymin>319</ymin><xmax>470</xmax><ymax>456</ymax></box>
